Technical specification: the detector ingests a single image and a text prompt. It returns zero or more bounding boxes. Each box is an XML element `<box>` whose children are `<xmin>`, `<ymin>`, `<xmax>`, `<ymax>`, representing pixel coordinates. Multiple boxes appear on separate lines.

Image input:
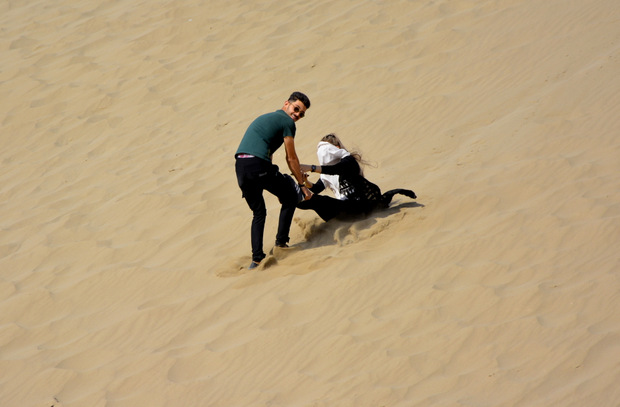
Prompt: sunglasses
<box><xmin>292</xmin><ymin>104</ymin><xmax>305</xmax><ymax>118</ymax></box>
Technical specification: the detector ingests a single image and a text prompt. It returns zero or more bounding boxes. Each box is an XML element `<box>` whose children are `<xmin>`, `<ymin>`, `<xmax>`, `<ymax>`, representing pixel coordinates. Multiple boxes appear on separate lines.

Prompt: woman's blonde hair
<box><xmin>321</xmin><ymin>133</ymin><xmax>370</xmax><ymax>174</ymax></box>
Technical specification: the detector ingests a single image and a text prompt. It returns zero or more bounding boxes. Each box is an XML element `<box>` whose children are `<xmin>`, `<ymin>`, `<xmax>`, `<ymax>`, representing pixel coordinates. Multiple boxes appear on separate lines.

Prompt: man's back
<box><xmin>236</xmin><ymin>110</ymin><xmax>296</xmax><ymax>161</ymax></box>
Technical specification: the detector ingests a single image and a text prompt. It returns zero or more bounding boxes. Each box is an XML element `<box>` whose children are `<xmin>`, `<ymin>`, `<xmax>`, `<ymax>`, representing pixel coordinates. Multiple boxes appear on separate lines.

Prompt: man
<box><xmin>235</xmin><ymin>91</ymin><xmax>312</xmax><ymax>269</ymax></box>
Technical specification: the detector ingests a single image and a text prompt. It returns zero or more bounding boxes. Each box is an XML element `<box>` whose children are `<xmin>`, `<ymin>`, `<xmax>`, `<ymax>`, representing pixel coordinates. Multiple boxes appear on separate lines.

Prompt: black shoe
<box><xmin>275</xmin><ymin>238</ymin><xmax>290</xmax><ymax>248</ymax></box>
<box><xmin>249</xmin><ymin>261</ymin><xmax>261</xmax><ymax>269</ymax></box>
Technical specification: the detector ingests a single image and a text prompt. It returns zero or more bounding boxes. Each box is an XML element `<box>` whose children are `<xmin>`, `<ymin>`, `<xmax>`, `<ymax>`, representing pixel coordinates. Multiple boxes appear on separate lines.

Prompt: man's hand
<box><xmin>301</xmin><ymin>185</ymin><xmax>313</xmax><ymax>200</ymax></box>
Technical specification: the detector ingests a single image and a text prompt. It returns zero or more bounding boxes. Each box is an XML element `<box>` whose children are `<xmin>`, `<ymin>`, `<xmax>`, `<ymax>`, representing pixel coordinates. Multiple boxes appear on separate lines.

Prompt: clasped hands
<box><xmin>299</xmin><ymin>170</ymin><xmax>314</xmax><ymax>201</ymax></box>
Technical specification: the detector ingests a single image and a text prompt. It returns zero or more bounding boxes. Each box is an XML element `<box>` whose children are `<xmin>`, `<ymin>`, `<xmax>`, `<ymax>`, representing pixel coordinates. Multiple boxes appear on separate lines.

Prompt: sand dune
<box><xmin>1</xmin><ymin>0</ymin><xmax>619</xmax><ymax>406</ymax></box>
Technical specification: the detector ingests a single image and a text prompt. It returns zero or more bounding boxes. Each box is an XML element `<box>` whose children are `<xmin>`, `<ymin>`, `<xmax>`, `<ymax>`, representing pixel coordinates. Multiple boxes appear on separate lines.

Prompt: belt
<box><xmin>236</xmin><ymin>154</ymin><xmax>255</xmax><ymax>158</ymax></box>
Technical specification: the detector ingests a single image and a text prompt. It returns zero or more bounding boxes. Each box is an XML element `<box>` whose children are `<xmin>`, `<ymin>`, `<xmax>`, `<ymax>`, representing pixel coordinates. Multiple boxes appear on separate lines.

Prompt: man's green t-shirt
<box><xmin>236</xmin><ymin>110</ymin><xmax>296</xmax><ymax>161</ymax></box>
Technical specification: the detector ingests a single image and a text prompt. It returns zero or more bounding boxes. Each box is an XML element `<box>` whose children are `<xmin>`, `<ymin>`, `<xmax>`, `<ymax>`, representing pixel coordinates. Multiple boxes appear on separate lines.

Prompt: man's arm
<box><xmin>283</xmin><ymin>136</ymin><xmax>312</xmax><ymax>199</ymax></box>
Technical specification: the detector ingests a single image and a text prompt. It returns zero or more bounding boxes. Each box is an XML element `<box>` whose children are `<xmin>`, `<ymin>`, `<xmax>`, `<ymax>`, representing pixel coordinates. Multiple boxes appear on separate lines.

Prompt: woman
<box><xmin>297</xmin><ymin>134</ymin><xmax>416</xmax><ymax>221</ymax></box>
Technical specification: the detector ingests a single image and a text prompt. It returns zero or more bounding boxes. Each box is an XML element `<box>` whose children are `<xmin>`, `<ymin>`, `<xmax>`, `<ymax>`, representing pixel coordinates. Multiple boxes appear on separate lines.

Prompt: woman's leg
<box><xmin>381</xmin><ymin>189</ymin><xmax>417</xmax><ymax>206</ymax></box>
<box><xmin>297</xmin><ymin>195</ymin><xmax>346</xmax><ymax>222</ymax></box>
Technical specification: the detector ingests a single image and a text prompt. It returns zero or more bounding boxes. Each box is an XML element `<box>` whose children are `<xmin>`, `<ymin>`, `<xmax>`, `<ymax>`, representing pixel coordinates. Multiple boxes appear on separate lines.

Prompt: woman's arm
<box><xmin>301</xmin><ymin>156</ymin><xmax>359</xmax><ymax>178</ymax></box>
<box><xmin>300</xmin><ymin>163</ymin><xmax>322</xmax><ymax>174</ymax></box>
<box><xmin>308</xmin><ymin>178</ymin><xmax>325</xmax><ymax>194</ymax></box>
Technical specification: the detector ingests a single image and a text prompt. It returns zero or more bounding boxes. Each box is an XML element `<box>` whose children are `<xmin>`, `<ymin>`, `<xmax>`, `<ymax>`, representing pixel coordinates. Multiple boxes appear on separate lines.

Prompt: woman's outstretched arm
<box><xmin>301</xmin><ymin>155</ymin><xmax>360</xmax><ymax>178</ymax></box>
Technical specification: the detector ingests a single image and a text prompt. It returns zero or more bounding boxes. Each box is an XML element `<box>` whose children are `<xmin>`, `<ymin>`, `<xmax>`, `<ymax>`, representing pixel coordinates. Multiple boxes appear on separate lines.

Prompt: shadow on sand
<box><xmin>294</xmin><ymin>201</ymin><xmax>425</xmax><ymax>250</ymax></box>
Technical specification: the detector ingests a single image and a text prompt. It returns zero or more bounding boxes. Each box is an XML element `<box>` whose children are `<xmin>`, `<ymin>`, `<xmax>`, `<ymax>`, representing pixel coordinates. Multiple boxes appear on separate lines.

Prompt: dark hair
<box><xmin>288</xmin><ymin>91</ymin><xmax>311</xmax><ymax>109</ymax></box>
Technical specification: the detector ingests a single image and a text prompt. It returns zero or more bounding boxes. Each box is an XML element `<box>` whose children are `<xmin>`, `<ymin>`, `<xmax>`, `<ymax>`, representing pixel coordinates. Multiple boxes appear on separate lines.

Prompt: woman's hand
<box><xmin>301</xmin><ymin>185</ymin><xmax>313</xmax><ymax>200</ymax></box>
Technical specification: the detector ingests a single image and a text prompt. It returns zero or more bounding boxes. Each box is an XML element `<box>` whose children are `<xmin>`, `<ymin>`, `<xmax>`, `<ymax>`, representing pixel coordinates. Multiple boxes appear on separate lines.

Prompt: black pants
<box><xmin>297</xmin><ymin>195</ymin><xmax>373</xmax><ymax>222</ymax></box>
<box><xmin>297</xmin><ymin>189</ymin><xmax>416</xmax><ymax>222</ymax></box>
<box><xmin>235</xmin><ymin>157</ymin><xmax>298</xmax><ymax>262</ymax></box>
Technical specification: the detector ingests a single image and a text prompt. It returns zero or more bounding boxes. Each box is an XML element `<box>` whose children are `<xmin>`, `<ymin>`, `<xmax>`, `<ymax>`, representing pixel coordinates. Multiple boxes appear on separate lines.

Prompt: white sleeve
<box><xmin>317</xmin><ymin>143</ymin><xmax>350</xmax><ymax>166</ymax></box>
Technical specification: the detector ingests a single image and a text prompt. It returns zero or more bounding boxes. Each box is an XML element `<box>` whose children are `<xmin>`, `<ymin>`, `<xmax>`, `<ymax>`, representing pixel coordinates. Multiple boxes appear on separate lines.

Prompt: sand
<box><xmin>1</xmin><ymin>0</ymin><xmax>619</xmax><ymax>406</ymax></box>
